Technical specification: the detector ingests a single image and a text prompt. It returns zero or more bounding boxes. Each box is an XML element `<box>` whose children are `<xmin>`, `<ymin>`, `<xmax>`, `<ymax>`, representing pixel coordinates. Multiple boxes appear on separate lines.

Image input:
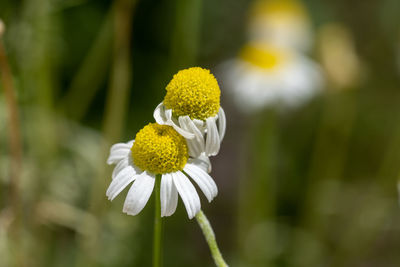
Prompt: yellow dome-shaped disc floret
<box><xmin>131</xmin><ymin>123</ymin><xmax>189</xmax><ymax>174</ymax></box>
<box><xmin>163</xmin><ymin>67</ymin><xmax>221</xmax><ymax>121</ymax></box>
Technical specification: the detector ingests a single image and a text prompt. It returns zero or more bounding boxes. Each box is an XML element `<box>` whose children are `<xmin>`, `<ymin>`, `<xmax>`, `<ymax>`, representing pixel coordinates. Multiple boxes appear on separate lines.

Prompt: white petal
<box><xmin>165</xmin><ymin>112</ymin><xmax>195</xmax><ymax>139</ymax></box>
<box><xmin>193</xmin><ymin>119</ymin><xmax>205</xmax><ymax>129</ymax></box>
<box><xmin>107</xmin><ymin>142</ymin><xmax>132</xmax><ymax>165</ymax></box>
<box><xmin>217</xmin><ymin>107</ymin><xmax>226</xmax><ymax>141</ymax></box>
<box><xmin>184</xmin><ymin>163</ymin><xmax>218</xmax><ymax>202</ymax></box>
<box><xmin>106</xmin><ymin>166</ymin><xmax>138</xmax><ymax>201</ymax></box>
<box><xmin>107</xmin><ymin>150</ymin><xmax>129</xmax><ymax>165</ymax></box>
<box><xmin>172</xmin><ymin>171</ymin><xmax>201</xmax><ymax>219</ymax></box>
<box><xmin>123</xmin><ymin>172</ymin><xmax>155</xmax><ymax>216</ymax></box>
<box><xmin>153</xmin><ymin>102</ymin><xmax>167</xmax><ymax>125</ymax></box>
<box><xmin>110</xmin><ymin>143</ymin><xmax>131</xmax><ymax>153</ymax></box>
<box><xmin>189</xmin><ymin>155</ymin><xmax>212</xmax><ymax>173</ymax></box>
<box><xmin>112</xmin><ymin>158</ymin><xmax>128</xmax><ymax>180</ymax></box>
<box><xmin>153</xmin><ymin>103</ymin><xmax>196</xmax><ymax>139</ymax></box>
<box><xmin>179</xmin><ymin>116</ymin><xmax>205</xmax><ymax>157</ymax></box>
<box><xmin>160</xmin><ymin>173</ymin><xmax>178</xmax><ymax>217</ymax></box>
<box><xmin>205</xmin><ymin>117</ymin><xmax>220</xmax><ymax>156</ymax></box>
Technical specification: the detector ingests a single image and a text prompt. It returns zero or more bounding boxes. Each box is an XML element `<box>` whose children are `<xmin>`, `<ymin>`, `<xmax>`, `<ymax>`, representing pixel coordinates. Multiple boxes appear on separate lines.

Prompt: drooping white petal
<box><xmin>112</xmin><ymin>158</ymin><xmax>129</xmax><ymax>180</ymax></box>
<box><xmin>172</xmin><ymin>171</ymin><xmax>201</xmax><ymax>219</ymax></box>
<box><xmin>107</xmin><ymin>143</ymin><xmax>131</xmax><ymax>165</ymax></box>
<box><xmin>162</xmin><ymin>109</ymin><xmax>195</xmax><ymax>139</ymax></box>
<box><xmin>188</xmin><ymin>155</ymin><xmax>212</xmax><ymax>173</ymax></box>
<box><xmin>153</xmin><ymin>102</ymin><xmax>167</xmax><ymax>125</ymax></box>
<box><xmin>184</xmin><ymin>163</ymin><xmax>218</xmax><ymax>202</ymax></box>
<box><xmin>179</xmin><ymin>116</ymin><xmax>205</xmax><ymax>157</ymax></box>
<box><xmin>205</xmin><ymin>117</ymin><xmax>220</xmax><ymax>156</ymax></box>
<box><xmin>217</xmin><ymin>107</ymin><xmax>226</xmax><ymax>141</ymax></box>
<box><xmin>106</xmin><ymin>166</ymin><xmax>139</xmax><ymax>201</ymax></box>
<box><xmin>123</xmin><ymin>172</ymin><xmax>155</xmax><ymax>216</ymax></box>
<box><xmin>193</xmin><ymin>118</ymin><xmax>205</xmax><ymax>129</ymax></box>
<box><xmin>160</xmin><ymin>173</ymin><xmax>178</xmax><ymax>217</ymax></box>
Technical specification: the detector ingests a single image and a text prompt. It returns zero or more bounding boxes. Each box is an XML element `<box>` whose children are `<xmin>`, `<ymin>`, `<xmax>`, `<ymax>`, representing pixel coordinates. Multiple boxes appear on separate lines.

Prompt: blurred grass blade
<box><xmin>170</xmin><ymin>0</ymin><xmax>202</xmax><ymax>69</ymax></box>
<box><xmin>301</xmin><ymin>90</ymin><xmax>359</xmax><ymax>230</ymax></box>
<box><xmin>76</xmin><ymin>0</ymin><xmax>137</xmax><ymax>265</ymax></box>
<box><xmin>61</xmin><ymin>13</ymin><xmax>113</xmax><ymax>121</ymax></box>
<box><xmin>237</xmin><ymin>110</ymin><xmax>278</xmax><ymax>266</ymax></box>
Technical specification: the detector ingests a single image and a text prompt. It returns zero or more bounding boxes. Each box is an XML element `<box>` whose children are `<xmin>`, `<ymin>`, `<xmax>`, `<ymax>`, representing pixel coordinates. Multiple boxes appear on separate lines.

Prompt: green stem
<box><xmin>153</xmin><ymin>174</ymin><xmax>163</xmax><ymax>267</ymax></box>
<box><xmin>195</xmin><ymin>210</ymin><xmax>228</xmax><ymax>267</ymax></box>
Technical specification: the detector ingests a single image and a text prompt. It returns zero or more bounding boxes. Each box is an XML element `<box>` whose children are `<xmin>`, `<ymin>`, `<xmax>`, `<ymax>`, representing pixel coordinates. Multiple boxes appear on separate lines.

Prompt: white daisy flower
<box><xmin>247</xmin><ymin>0</ymin><xmax>313</xmax><ymax>52</ymax></box>
<box><xmin>106</xmin><ymin>123</ymin><xmax>218</xmax><ymax>219</ymax></box>
<box><xmin>153</xmin><ymin>67</ymin><xmax>226</xmax><ymax>158</ymax></box>
<box><xmin>220</xmin><ymin>42</ymin><xmax>323</xmax><ymax>113</ymax></box>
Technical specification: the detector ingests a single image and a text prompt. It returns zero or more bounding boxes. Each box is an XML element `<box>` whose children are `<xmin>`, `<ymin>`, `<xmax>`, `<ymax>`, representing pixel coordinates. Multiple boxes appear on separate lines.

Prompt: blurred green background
<box><xmin>1</xmin><ymin>0</ymin><xmax>400</xmax><ymax>266</ymax></box>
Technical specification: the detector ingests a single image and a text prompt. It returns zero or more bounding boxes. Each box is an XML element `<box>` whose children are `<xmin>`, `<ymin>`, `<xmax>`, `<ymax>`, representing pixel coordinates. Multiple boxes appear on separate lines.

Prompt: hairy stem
<box><xmin>196</xmin><ymin>210</ymin><xmax>228</xmax><ymax>267</ymax></box>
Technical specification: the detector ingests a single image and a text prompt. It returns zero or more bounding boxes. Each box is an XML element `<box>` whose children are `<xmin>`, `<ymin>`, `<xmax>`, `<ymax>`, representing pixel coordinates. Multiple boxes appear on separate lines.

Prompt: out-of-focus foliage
<box><xmin>1</xmin><ymin>0</ymin><xmax>400</xmax><ymax>266</ymax></box>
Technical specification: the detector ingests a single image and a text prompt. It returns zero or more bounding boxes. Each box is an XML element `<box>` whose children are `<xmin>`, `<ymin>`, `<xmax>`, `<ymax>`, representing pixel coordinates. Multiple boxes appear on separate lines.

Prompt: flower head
<box><xmin>132</xmin><ymin>123</ymin><xmax>188</xmax><ymax>174</ymax></box>
<box><xmin>155</xmin><ymin>67</ymin><xmax>226</xmax><ymax>158</ymax></box>
<box><xmin>107</xmin><ymin>123</ymin><xmax>218</xmax><ymax>219</ymax></box>
<box><xmin>164</xmin><ymin>67</ymin><xmax>220</xmax><ymax>121</ymax></box>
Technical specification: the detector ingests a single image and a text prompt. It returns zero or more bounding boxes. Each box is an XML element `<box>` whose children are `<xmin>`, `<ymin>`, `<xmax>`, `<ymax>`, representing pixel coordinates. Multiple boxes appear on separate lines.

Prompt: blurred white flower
<box><xmin>247</xmin><ymin>0</ymin><xmax>313</xmax><ymax>52</ymax></box>
<box><xmin>220</xmin><ymin>42</ymin><xmax>323</xmax><ymax>114</ymax></box>
<box><xmin>106</xmin><ymin>123</ymin><xmax>217</xmax><ymax>219</ymax></box>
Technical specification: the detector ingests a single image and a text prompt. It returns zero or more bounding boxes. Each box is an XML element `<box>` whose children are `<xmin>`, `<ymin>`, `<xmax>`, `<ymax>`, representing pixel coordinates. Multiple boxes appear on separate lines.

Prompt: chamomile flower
<box><xmin>106</xmin><ymin>123</ymin><xmax>218</xmax><ymax>219</ymax></box>
<box><xmin>248</xmin><ymin>0</ymin><xmax>313</xmax><ymax>52</ymax></box>
<box><xmin>220</xmin><ymin>42</ymin><xmax>323</xmax><ymax>113</ymax></box>
<box><xmin>154</xmin><ymin>67</ymin><xmax>226</xmax><ymax>158</ymax></box>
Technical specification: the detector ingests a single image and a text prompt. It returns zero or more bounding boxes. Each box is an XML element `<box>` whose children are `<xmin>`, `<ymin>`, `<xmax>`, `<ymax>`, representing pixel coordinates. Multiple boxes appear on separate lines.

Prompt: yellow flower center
<box><xmin>250</xmin><ymin>0</ymin><xmax>307</xmax><ymax>19</ymax></box>
<box><xmin>163</xmin><ymin>67</ymin><xmax>220</xmax><ymax>121</ymax></box>
<box><xmin>240</xmin><ymin>44</ymin><xmax>289</xmax><ymax>70</ymax></box>
<box><xmin>131</xmin><ymin>123</ymin><xmax>188</xmax><ymax>174</ymax></box>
